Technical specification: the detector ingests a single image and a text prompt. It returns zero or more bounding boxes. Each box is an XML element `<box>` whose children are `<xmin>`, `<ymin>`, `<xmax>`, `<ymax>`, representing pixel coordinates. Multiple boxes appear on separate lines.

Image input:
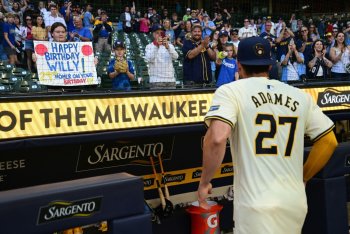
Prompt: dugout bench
<box><xmin>0</xmin><ymin>173</ymin><xmax>152</xmax><ymax>234</ymax></box>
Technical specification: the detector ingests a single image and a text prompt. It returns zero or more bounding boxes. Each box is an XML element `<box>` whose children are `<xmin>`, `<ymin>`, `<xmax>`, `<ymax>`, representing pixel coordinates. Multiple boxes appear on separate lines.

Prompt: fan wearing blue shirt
<box><xmin>69</xmin><ymin>16</ymin><xmax>92</xmax><ymax>41</ymax></box>
<box><xmin>216</xmin><ymin>43</ymin><xmax>239</xmax><ymax>87</ymax></box>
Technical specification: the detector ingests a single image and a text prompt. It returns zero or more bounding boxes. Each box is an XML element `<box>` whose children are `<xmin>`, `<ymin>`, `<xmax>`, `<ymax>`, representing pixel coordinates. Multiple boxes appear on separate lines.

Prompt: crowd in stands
<box><xmin>1</xmin><ymin>0</ymin><xmax>350</xmax><ymax>92</ymax></box>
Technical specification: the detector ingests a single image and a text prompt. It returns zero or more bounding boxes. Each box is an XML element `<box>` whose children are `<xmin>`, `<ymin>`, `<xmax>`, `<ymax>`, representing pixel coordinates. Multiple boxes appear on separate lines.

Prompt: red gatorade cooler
<box><xmin>186</xmin><ymin>201</ymin><xmax>223</xmax><ymax>234</ymax></box>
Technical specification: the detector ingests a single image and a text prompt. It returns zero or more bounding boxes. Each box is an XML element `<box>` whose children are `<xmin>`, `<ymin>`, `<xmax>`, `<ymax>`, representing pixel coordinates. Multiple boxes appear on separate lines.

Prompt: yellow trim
<box><xmin>312</xmin><ymin>124</ymin><xmax>335</xmax><ymax>142</ymax></box>
<box><xmin>204</xmin><ymin>116</ymin><xmax>234</xmax><ymax>128</ymax></box>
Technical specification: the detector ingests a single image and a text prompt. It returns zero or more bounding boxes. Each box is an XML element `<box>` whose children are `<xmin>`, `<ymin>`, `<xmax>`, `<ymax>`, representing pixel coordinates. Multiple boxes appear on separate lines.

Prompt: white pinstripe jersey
<box><xmin>205</xmin><ymin>77</ymin><xmax>334</xmax><ymax>234</ymax></box>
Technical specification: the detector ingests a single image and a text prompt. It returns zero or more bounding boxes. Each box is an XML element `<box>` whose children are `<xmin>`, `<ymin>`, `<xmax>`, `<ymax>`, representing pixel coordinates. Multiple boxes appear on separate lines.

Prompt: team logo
<box><xmin>37</xmin><ymin>197</ymin><xmax>102</xmax><ymax>224</ymax></box>
<box><xmin>317</xmin><ymin>88</ymin><xmax>350</xmax><ymax>108</ymax></box>
<box><xmin>254</xmin><ymin>43</ymin><xmax>264</xmax><ymax>56</ymax></box>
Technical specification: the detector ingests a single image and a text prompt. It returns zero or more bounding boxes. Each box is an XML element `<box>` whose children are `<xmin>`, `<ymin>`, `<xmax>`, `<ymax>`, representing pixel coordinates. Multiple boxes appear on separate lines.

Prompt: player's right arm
<box><xmin>198</xmin><ymin>120</ymin><xmax>231</xmax><ymax>209</ymax></box>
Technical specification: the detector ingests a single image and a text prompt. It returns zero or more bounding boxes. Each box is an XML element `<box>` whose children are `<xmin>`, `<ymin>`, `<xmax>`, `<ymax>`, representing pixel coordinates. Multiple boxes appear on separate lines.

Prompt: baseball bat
<box><xmin>158</xmin><ymin>153</ymin><xmax>170</xmax><ymax>200</ymax></box>
<box><xmin>150</xmin><ymin>156</ymin><xmax>166</xmax><ymax>209</ymax></box>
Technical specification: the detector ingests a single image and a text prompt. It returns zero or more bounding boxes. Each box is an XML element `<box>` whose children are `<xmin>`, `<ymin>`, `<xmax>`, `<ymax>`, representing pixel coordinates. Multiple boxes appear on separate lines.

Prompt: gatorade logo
<box><xmin>207</xmin><ymin>214</ymin><xmax>218</xmax><ymax>228</ymax></box>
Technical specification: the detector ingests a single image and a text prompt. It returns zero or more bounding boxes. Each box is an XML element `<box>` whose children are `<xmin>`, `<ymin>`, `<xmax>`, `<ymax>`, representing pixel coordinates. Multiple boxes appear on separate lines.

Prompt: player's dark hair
<box><xmin>241</xmin><ymin>65</ymin><xmax>270</xmax><ymax>75</ymax></box>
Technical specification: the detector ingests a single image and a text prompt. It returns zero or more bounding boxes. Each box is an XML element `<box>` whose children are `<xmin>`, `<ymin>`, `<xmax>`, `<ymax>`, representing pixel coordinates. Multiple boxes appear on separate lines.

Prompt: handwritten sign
<box><xmin>34</xmin><ymin>41</ymin><xmax>98</xmax><ymax>86</ymax></box>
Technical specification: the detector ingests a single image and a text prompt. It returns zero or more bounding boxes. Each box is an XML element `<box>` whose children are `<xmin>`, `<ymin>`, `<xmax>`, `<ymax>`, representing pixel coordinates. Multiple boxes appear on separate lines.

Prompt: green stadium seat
<box><xmin>14</xmin><ymin>80</ymin><xmax>45</xmax><ymax>93</ymax></box>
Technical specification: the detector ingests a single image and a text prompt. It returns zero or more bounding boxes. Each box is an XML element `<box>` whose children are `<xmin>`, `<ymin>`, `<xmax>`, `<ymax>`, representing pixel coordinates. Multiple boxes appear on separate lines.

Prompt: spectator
<box><xmin>149</xmin><ymin>9</ymin><xmax>161</xmax><ymax>26</ymax></box>
<box><xmin>260</xmin><ymin>21</ymin><xmax>278</xmax><ymax>79</ymax></box>
<box><xmin>120</xmin><ymin>6</ymin><xmax>132</xmax><ymax>33</ymax></box>
<box><xmin>330</xmin><ymin>32</ymin><xmax>350</xmax><ymax>78</ymax></box>
<box><xmin>1</xmin><ymin>0</ymin><xmax>27</xmax><ymax>22</ymax></box>
<box><xmin>32</xmin><ymin>15</ymin><xmax>47</xmax><ymax>41</ymax></box>
<box><xmin>222</xmin><ymin>22</ymin><xmax>232</xmax><ymax>34</ymax></box>
<box><xmin>344</xmin><ymin>21</ymin><xmax>350</xmax><ymax>45</ymax></box>
<box><xmin>189</xmin><ymin>10</ymin><xmax>199</xmax><ymax>25</ymax></box>
<box><xmin>93</xmin><ymin>11</ymin><xmax>112</xmax><ymax>54</ymax></box>
<box><xmin>297</xmin><ymin>26</ymin><xmax>313</xmax><ymax>72</ymax></box>
<box><xmin>229</xmin><ymin>29</ymin><xmax>240</xmax><ymax>51</ymax></box>
<box><xmin>145</xmin><ymin>24</ymin><xmax>178</xmax><ymax>89</ymax></box>
<box><xmin>0</xmin><ymin>12</ymin><xmax>8</xmax><ymax>60</ymax></box>
<box><xmin>325</xmin><ymin>32</ymin><xmax>334</xmax><ymax>59</ymax></box>
<box><xmin>147</xmin><ymin>7</ymin><xmax>153</xmax><ymax>19</ymax></box>
<box><xmin>3</xmin><ymin>13</ymin><xmax>18</xmax><ymax>64</ymax></box>
<box><xmin>213</xmin><ymin>12</ymin><xmax>224</xmax><ymax>30</ymax></box>
<box><xmin>161</xmin><ymin>8</ymin><xmax>169</xmax><ymax>20</ymax></box>
<box><xmin>209</xmin><ymin>29</ymin><xmax>219</xmax><ymax>79</ymax></box>
<box><xmin>38</xmin><ymin>1</ymin><xmax>48</xmax><ymax>19</ymax></box>
<box><xmin>171</xmin><ymin>13</ymin><xmax>182</xmax><ymax>39</ymax></box>
<box><xmin>0</xmin><ymin>2</ymin><xmax>5</xmax><ymax>14</ymax></box>
<box><xmin>50</xmin><ymin>22</ymin><xmax>68</xmax><ymax>42</ymax></box>
<box><xmin>139</xmin><ymin>12</ymin><xmax>150</xmax><ymax>33</ymax></box>
<box><xmin>201</xmin><ymin>13</ymin><xmax>215</xmax><ymax>39</ymax></box>
<box><xmin>308</xmin><ymin>39</ymin><xmax>333</xmax><ymax>79</ymax></box>
<box><xmin>216</xmin><ymin>42</ymin><xmax>239</xmax><ymax>87</ymax></box>
<box><xmin>107</xmin><ymin>40</ymin><xmax>135</xmax><ymax>91</ymax></box>
<box><xmin>14</xmin><ymin>14</ymin><xmax>25</xmax><ymax>64</ymax></box>
<box><xmin>274</xmin><ymin>17</ymin><xmax>284</xmax><ymax>38</ymax></box>
<box><xmin>309</xmin><ymin>24</ymin><xmax>320</xmax><ymax>41</ymax></box>
<box><xmin>182</xmin><ymin>24</ymin><xmax>216</xmax><ymax>85</ymax></box>
<box><xmin>217</xmin><ymin>29</ymin><xmax>229</xmax><ymax>52</ymax></box>
<box><xmin>182</xmin><ymin>8</ymin><xmax>191</xmax><ymax>22</ymax></box>
<box><xmin>45</xmin><ymin>3</ymin><xmax>66</xmax><ymax>39</ymax></box>
<box><xmin>69</xmin><ymin>16</ymin><xmax>92</xmax><ymax>41</ymax></box>
<box><xmin>280</xmin><ymin>40</ymin><xmax>305</xmax><ymax>82</ymax></box>
<box><xmin>249</xmin><ymin>18</ymin><xmax>257</xmax><ymax>34</ymax></box>
<box><xmin>332</xmin><ymin>27</ymin><xmax>338</xmax><ymax>38</ymax></box>
<box><xmin>23</xmin><ymin>15</ymin><xmax>34</xmax><ymax>71</ymax></box>
<box><xmin>275</xmin><ymin>25</ymin><xmax>295</xmax><ymax>62</ymax></box>
<box><xmin>238</xmin><ymin>18</ymin><xmax>257</xmax><ymax>40</ymax></box>
<box><xmin>83</xmin><ymin>4</ymin><xmax>94</xmax><ymax>31</ymax></box>
<box><xmin>318</xmin><ymin>18</ymin><xmax>325</xmax><ymax>39</ymax></box>
<box><xmin>290</xmin><ymin>13</ymin><xmax>298</xmax><ymax>33</ymax></box>
<box><xmin>130</xmin><ymin>7</ymin><xmax>140</xmax><ymax>33</ymax></box>
<box><xmin>163</xmin><ymin>19</ymin><xmax>175</xmax><ymax>44</ymax></box>
<box><xmin>65</xmin><ymin>2</ymin><xmax>79</xmax><ymax>32</ymax></box>
<box><xmin>59</xmin><ymin>0</ymin><xmax>68</xmax><ymax>17</ymax></box>
<box><xmin>214</xmin><ymin>30</ymin><xmax>230</xmax><ymax>80</ymax></box>
<box><xmin>176</xmin><ymin>20</ymin><xmax>191</xmax><ymax>47</ymax></box>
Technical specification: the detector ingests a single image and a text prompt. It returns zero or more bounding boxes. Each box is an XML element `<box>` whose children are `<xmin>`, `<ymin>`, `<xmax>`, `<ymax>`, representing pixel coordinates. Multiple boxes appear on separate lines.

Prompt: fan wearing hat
<box><xmin>93</xmin><ymin>11</ymin><xmax>113</xmax><ymax>54</ymax></box>
<box><xmin>201</xmin><ymin>13</ymin><xmax>216</xmax><ymax>38</ymax></box>
<box><xmin>183</xmin><ymin>8</ymin><xmax>191</xmax><ymax>22</ymax></box>
<box><xmin>182</xmin><ymin>24</ymin><xmax>216</xmax><ymax>85</ymax></box>
<box><xmin>198</xmin><ymin>36</ymin><xmax>337</xmax><ymax>234</ymax></box>
<box><xmin>144</xmin><ymin>24</ymin><xmax>179</xmax><ymax>89</ymax></box>
<box><xmin>107</xmin><ymin>40</ymin><xmax>135</xmax><ymax>91</ymax></box>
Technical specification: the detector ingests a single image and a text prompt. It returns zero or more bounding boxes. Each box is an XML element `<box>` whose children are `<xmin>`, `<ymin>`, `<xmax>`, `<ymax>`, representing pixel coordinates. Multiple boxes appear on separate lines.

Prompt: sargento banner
<box><xmin>0</xmin><ymin>93</ymin><xmax>212</xmax><ymax>140</ymax></box>
<box><xmin>0</xmin><ymin>85</ymin><xmax>348</xmax><ymax>140</ymax></box>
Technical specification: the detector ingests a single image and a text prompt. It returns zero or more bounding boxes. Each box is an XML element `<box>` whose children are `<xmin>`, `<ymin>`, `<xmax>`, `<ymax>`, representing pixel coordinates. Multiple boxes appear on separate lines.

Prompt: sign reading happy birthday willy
<box><xmin>34</xmin><ymin>41</ymin><xmax>98</xmax><ymax>86</ymax></box>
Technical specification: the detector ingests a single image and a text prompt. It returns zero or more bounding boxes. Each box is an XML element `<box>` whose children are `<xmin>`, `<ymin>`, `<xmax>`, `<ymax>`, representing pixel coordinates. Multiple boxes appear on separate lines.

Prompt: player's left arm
<box><xmin>304</xmin><ymin>92</ymin><xmax>338</xmax><ymax>183</ymax></box>
<box><xmin>303</xmin><ymin>131</ymin><xmax>338</xmax><ymax>183</ymax></box>
<box><xmin>198</xmin><ymin>119</ymin><xmax>231</xmax><ymax>208</ymax></box>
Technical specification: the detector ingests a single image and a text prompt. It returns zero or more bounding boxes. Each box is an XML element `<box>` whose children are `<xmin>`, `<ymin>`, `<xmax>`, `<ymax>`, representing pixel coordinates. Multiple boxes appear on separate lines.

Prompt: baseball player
<box><xmin>107</xmin><ymin>40</ymin><xmax>135</xmax><ymax>91</ymax></box>
<box><xmin>197</xmin><ymin>37</ymin><xmax>338</xmax><ymax>234</ymax></box>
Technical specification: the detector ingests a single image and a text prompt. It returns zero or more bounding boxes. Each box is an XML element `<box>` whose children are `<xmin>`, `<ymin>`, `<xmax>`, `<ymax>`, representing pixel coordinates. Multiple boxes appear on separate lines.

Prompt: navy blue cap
<box><xmin>237</xmin><ymin>37</ymin><xmax>275</xmax><ymax>65</ymax></box>
<box><xmin>151</xmin><ymin>24</ymin><xmax>165</xmax><ymax>32</ymax></box>
<box><xmin>219</xmin><ymin>30</ymin><xmax>229</xmax><ymax>37</ymax></box>
<box><xmin>113</xmin><ymin>40</ymin><xmax>125</xmax><ymax>49</ymax></box>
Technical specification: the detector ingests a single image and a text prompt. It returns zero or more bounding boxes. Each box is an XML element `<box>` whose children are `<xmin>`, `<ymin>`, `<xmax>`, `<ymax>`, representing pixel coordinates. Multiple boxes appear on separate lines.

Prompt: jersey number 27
<box><xmin>255</xmin><ymin>114</ymin><xmax>298</xmax><ymax>156</ymax></box>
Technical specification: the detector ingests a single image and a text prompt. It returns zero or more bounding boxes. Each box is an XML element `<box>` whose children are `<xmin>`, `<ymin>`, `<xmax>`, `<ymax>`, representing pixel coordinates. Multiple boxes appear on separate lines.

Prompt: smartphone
<box><xmin>160</xmin><ymin>31</ymin><xmax>166</xmax><ymax>37</ymax></box>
